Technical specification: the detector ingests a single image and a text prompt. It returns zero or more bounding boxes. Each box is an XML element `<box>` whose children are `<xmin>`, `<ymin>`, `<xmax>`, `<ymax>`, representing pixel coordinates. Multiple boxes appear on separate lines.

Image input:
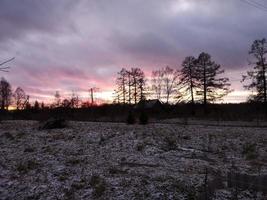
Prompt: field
<box><xmin>0</xmin><ymin>120</ymin><xmax>266</xmax><ymax>199</ymax></box>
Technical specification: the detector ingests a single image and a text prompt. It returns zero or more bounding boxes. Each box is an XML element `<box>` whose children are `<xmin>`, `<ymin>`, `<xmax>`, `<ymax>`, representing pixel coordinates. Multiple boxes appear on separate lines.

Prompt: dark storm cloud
<box><xmin>106</xmin><ymin>0</ymin><xmax>267</xmax><ymax>68</ymax></box>
<box><xmin>0</xmin><ymin>0</ymin><xmax>77</xmax><ymax>42</ymax></box>
<box><xmin>0</xmin><ymin>0</ymin><xmax>267</xmax><ymax>101</ymax></box>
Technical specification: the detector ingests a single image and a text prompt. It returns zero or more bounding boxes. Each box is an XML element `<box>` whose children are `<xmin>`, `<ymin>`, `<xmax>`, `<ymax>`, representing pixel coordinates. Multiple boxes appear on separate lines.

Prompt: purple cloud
<box><xmin>0</xmin><ymin>0</ymin><xmax>267</xmax><ymax>102</ymax></box>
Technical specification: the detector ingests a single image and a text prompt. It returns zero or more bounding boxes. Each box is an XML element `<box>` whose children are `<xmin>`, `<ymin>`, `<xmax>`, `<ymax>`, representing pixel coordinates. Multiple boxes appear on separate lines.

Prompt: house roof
<box><xmin>135</xmin><ymin>99</ymin><xmax>163</xmax><ymax>109</ymax></box>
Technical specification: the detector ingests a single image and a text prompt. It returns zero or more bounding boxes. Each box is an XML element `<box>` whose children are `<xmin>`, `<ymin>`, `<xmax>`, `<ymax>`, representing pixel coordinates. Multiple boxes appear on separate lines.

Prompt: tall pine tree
<box><xmin>195</xmin><ymin>52</ymin><xmax>231</xmax><ymax>108</ymax></box>
<box><xmin>180</xmin><ymin>56</ymin><xmax>197</xmax><ymax>104</ymax></box>
<box><xmin>242</xmin><ymin>38</ymin><xmax>267</xmax><ymax>103</ymax></box>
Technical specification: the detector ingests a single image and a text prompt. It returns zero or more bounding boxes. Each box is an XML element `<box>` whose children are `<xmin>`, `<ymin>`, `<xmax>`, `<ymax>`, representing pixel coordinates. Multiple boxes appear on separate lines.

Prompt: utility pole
<box><xmin>89</xmin><ymin>87</ymin><xmax>99</xmax><ymax>106</ymax></box>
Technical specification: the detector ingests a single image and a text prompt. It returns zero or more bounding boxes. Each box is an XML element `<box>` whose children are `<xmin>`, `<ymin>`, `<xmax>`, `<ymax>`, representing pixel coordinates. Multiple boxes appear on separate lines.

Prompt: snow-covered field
<box><xmin>0</xmin><ymin>120</ymin><xmax>266</xmax><ymax>200</ymax></box>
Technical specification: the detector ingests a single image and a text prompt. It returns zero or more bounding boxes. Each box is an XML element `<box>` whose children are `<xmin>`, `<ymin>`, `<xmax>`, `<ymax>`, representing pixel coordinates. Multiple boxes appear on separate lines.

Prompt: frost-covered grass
<box><xmin>0</xmin><ymin>120</ymin><xmax>266</xmax><ymax>199</ymax></box>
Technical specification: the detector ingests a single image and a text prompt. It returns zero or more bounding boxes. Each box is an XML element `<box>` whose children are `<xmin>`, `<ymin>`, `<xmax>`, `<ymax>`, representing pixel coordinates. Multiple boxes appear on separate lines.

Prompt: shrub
<box><xmin>66</xmin><ymin>157</ymin><xmax>81</xmax><ymax>165</ymax></box>
<box><xmin>242</xmin><ymin>143</ymin><xmax>258</xmax><ymax>160</ymax></box>
<box><xmin>108</xmin><ymin>166</ymin><xmax>127</xmax><ymax>175</ymax></box>
<box><xmin>3</xmin><ymin>132</ymin><xmax>15</xmax><ymax>140</ymax></box>
<box><xmin>24</xmin><ymin>147</ymin><xmax>35</xmax><ymax>152</ymax></box>
<box><xmin>89</xmin><ymin>175</ymin><xmax>106</xmax><ymax>198</ymax></box>
<box><xmin>136</xmin><ymin>143</ymin><xmax>145</xmax><ymax>151</ymax></box>
<box><xmin>16</xmin><ymin>160</ymin><xmax>39</xmax><ymax>174</ymax></box>
<box><xmin>71</xmin><ymin>179</ymin><xmax>87</xmax><ymax>190</ymax></box>
<box><xmin>165</xmin><ymin>136</ymin><xmax>177</xmax><ymax>150</ymax></box>
<box><xmin>39</xmin><ymin>118</ymin><xmax>67</xmax><ymax>130</ymax></box>
<box><xmin>126</xmin><ymin>111</ymin><xmax>135</xmax><ymax>124</ymax></box>
<box><xmin>139</xmin><ymin>111</ymin><xmax>148</xmax><ymax>125</ymax></box>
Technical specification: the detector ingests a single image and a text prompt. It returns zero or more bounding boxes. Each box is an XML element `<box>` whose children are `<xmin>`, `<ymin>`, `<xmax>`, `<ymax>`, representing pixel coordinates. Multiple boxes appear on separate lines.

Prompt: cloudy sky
<box><xmin>0</xmin><ymin>0</ymin><xmax>267</xmax><ymax>103</ymax></box>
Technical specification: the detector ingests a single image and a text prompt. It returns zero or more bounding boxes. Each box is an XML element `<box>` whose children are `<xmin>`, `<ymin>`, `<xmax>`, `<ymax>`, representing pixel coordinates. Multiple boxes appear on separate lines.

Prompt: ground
<box><xmin>0</xmin><ymin>120</ymin><xmax>266</xmax><ymax>200</ymax></box>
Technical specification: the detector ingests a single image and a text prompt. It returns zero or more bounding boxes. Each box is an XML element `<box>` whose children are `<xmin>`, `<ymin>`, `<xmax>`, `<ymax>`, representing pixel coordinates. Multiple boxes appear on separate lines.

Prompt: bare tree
<box><xmin>242</xmin><ymin>38</ymin><xmax>267</xmax><ymax>103</ymax></box>
<box><xmin>180</xmin><ymin>56</ymin><xmax>198</xmax><ymax>104</ymax></box>
<box><xmin>33</xmin><ymin>100</ymin><xmax>40</xmax><ymax>110</ymax></box>
<box><xmin>13</xmin><ymin>87</ymin><xmax>26</xmax><ymax>110</ymax></box>
<box><xmin>116</xmin><ymin>68</ymin><xmax>128</xmax><ymax>104</ymax></box>
<box><xmin>24</xmin><ymin>96</ymin><xmax>31</xmax><ymax>110</ymax></box>
<box><xmin>151</xmin><ymin>69</ymin><xmax>164</xmax><ymax>100</ymax></box>
<box><xmin>162</xmin><ymin>66</ymin><xmax>180</xmax><ymax>104</ymax></box>
<box><xmin>195</xmin><ymin>52</ymin><xmax>231</xmax><ymax>107</ymax></box>
<box><xmin>0</xmin><ymin>57</ymin><xmax>14</xmax><ymax>72</ymax></box>
<box><xmin>24</xmin><ymin>95</ymin><xmax>30</xmax><ymax>109</ymax></box>
<box><xmin>70</xmin><ymin>91</ymin><xmax>79</xmax><ymax>108</ymax></box>
<box><xmin>130</xmin><ymin>68</ymin><xmax>146</xmax><ymax>104</ymax></box>
<box><xmin>115</xmin><ymin>68</ymin><xmax>146</xmax><ymax>104</ymax></box>
<box><xmin>113</xmin><ymin>89</ymin><xmax>121</xmax><ymax>104</ymax></box>
<box><xmin>62</xmin><ymin>99</ymin><xmax>71</xmax><ymax>108</ymax></box>
<box><xmin>138</xmin><ymin>72</ymin><xmax>146</xmax><ymax>101</ymax></box>
<box><xmin>126</xmin><ymin>70</ymin><xmax>132</xmax><ymax>104</ymax></box>
<box><xmin>41</xmin><ymin>102</ymin><xmax>45</xmax><ymax>109</ymax></box>
<box><xmin>0</xmin><ymin>77</ymin><xmax>12</xmax><ymax>110</ymax></box>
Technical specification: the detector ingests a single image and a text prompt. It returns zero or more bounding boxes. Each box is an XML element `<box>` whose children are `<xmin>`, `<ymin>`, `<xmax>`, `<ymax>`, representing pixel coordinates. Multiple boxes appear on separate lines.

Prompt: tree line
<box><xmin>115</xmin><ymin>52</ymin><xmax>231</xmax><ymax>106</ymax></box>
<box><xmin>0</xmin><ymin>83</ymin><xmax>87</xmax><ymax>111</ymax></box>
<box><xmin>0</xmin><ymin>79</ymin><xmax>30</xmax><ymax>111</ymax></box>
<box><xmin>0</xmin><ymin>38</ymin><xmax>266</xmax><ymax>111</ymax></box>
<box><xmin>115</xmin><ymin>38</ymin><xmax>267</xmax><ymax>108</ymax></box>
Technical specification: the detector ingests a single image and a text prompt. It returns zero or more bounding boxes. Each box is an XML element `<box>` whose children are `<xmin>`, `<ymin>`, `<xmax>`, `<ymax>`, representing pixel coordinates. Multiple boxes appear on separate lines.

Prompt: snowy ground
<box><xmin>0</xmin><ymin>120</ymin><xmax>266</xmax><ymax>200</ymax></box>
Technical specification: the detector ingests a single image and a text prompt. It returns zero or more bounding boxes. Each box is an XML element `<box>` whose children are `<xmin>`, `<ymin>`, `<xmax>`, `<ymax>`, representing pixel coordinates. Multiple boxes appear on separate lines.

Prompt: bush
<box><xmin>89</xmin><ymin>175</ymin><xmax>106</xmax><ymax>198</ymax></box>
<box><xmin>165</xmin><ymin>136</ymin><xmax>177</xmax><ymax>150</ymax></box>
<box><xmin>39</xmin><ymin>118</ymin><xmax>67</xmax><ymax>130</ymax></box>
<box><xmin>16</xmin><ymin>159</ymin><xmax>39</xmax><ymax>174</ymax></box>
<box><xmin>242</xmin><ymin>143</ymin><xmax>258</xmax><ymax>160</ymax></box>
<box><xmin>126</xmin><ymin>111</ymin><xmax>136</xmax><ymax>124</ymax></box>
<box><xmin>139</xmin><ymin>111</ymin><xmax>148</xmax><ymax>125</ymax></box>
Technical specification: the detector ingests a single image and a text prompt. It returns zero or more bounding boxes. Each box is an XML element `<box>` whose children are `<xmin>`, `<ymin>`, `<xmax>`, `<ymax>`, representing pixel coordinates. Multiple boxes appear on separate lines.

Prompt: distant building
<box><xmin>134</xmin><ymin>99</ymin><xmax>163</xmax><ymax>110</ymax></box>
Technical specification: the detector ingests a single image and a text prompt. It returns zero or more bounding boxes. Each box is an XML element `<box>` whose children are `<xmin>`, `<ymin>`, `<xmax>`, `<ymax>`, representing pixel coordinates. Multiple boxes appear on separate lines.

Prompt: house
<box><xmin>134</xmin><ymin>99</ymin><xmax>163</xmax><ymax>110</ymax></box>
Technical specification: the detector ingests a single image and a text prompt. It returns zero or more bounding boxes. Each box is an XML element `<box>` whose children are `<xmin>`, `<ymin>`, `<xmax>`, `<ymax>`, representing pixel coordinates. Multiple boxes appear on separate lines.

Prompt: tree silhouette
<box><xmin>242</xmin><ymin>38</ymin><xmax>267</xmax><ymax>103</ymax></box>
<box><xmin>138</xmin><ymin>74</ymin><xmax>146</xmax><ymax>101</ymax></box>
<box><xmin>41</xmin><ymin>102</ymin><xmax>45</xmax><ymax>110</ymax></box>
<box><xmin>130</xmin><ymin>68</ymin><xmax>146</xmax><ymax>104</ymax></box>
<box><xmin>115</xmin><ymin>68</ymin><xmax>146</xmax><ymax>104</ymax></box>
<box><xmin>116</xmin><ymin>68</ymin><xmax>128</xmax><ymax>104</ymax></box>
<box><xmin>162</xmin><ymin>66</ymin><xmax>180</xmax><ymax>104</ymax></box>
<box><xmin>195</xmin><ymin>52</ymin><xmax>231</xmax><ymax>108</ymax></box>
<box><xmin>180</xmin><ymin>56</ymin><xmax>198</xmax><ymax>104</ymax></box>
<box><xmin>126</xmin><ymin>70</ymin><xmax>132</xmax><ymax>104</ymax></box>
<box><xmin>62</xmin><ymin>99</ymin><xmax>71</xmax><ymax>108</ymax></box>
<box><xmin>13</xmin><ymin>87</ymin><xmax>27</xmax><ymax>110</ymax></box>
<box><xmin>151</xmin><ymin>68</ymin><xmax>164</xmax><ymax>101</ymax></box>
<box><xmin>0</xmin><ymin>78</ymin><xmax>12</xmax><ymax>110</ymax></box>
<box><xmin>34</xmin><ymin>100</ymin><xmax>40</xmax><ymax>110</ymax></box>
<box><xmin>70</xmin><ymin>91</ymin><xmax>79</xmax><ymax>108</ymax></box>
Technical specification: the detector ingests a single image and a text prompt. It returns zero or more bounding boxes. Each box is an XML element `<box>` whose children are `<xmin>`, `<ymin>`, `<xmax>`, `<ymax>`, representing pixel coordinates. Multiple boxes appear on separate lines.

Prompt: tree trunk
<box><xmin>140</xmin><ymin>84</ymin><xmax>144</xmax><ymax>100</ymax></box>
<box><xmin>204</xmin><ymin>64</ymin><xmax>207</xmax><ymax>106</ymax></box>
<box><xmin>1</xmin><ymin>100</ymin><xmax>5</xmax><ymax>110</ymax></box>
<box><xmin>189</xmin><ymin>67</ymin><xmax>195</xmax><ymax>104</ymax></box>
<box><xmin>123</xmin><ymin>78</ymin><xmax>126</xmax><ymax>104</ymax></box>
<box><xmin>263</xmin><ymin>65</ymin><xmax>267</xmax><ymax>104</ymax></box>
<box><xmin>203</xmin><ymin>62</ymin><xmax>208</xmax><ymax>114</ymax></box>
<box><xmin>134</xmin><ymin>80</ymin><xmax>137</xmax><ymax>104</ymax></box>
<box><xmin>262</xmin><ymin>61</ymin><xmax>267</xmax><ymax>116</ymax></box>
<box><xmin>128</xmin><ymin>73</ymin><xmax>131</xmax><ymax>104</ymax></box>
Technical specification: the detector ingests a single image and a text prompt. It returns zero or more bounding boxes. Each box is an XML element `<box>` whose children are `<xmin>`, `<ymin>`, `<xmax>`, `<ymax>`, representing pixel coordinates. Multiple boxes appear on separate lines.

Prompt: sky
<box><xmin>0</xmin><ymin>0</ymin><xmax>267</xmax><ymax>103</ymax></box>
